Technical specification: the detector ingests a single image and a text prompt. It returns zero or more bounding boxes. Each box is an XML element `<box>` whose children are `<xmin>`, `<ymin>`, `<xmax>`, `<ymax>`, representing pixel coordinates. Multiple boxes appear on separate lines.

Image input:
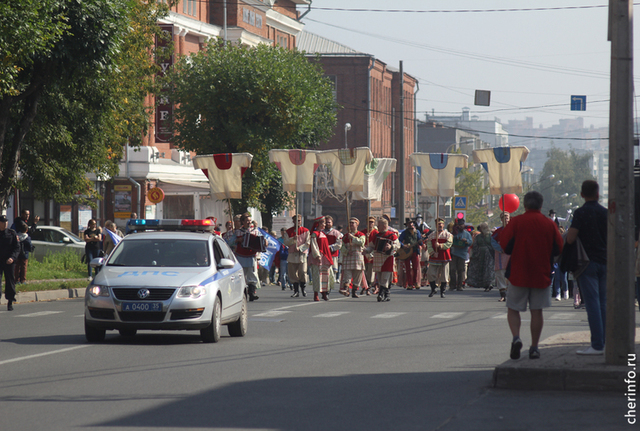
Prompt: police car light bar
<box><xmin>126</xmin><ymin>219</ymin><xmax>215</xmax><ymax>233</ymax></box>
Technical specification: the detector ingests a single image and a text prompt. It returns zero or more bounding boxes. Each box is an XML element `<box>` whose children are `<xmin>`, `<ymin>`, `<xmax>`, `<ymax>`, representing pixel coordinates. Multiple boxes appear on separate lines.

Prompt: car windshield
<box><xmin>107</xmin><ymin>239</ymin><xmax>210</xmax><ymax>267</ymax></box>
<box><xmin>60</xmin><ymin>228</ymin><xmax>82</xmax><ymax>242</ymax></box>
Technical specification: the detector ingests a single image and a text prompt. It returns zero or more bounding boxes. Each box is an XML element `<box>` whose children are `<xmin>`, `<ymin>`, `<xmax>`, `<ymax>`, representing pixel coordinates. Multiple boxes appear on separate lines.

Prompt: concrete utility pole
<box><xmin>399</xmin><ymin>61</ymin><xmax>406</xmax><ymax>225</ymax></box>
<box><xmin>606</xmin><ymin>0</ymin><xmax>636</xmax><ymax>365</ymax></box>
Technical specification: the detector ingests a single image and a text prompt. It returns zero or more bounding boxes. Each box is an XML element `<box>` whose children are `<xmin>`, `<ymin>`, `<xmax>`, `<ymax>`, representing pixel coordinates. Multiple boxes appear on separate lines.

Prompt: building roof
<box><xmin>296</xmin><ymin>31</ymin><xmax>365</xmax><ymax>54</ymax></box>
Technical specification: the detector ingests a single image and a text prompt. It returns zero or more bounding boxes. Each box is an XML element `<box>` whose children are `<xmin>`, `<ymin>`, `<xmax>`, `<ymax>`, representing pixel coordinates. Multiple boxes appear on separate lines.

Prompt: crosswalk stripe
<box><xmin>253</xmin><ymin>310</ymin><xmax>291</xmax><ymax>317</ymax></box>
<box><xmin>431</xmin><ymin>312</ymin><xmax>464</xmax><ymax>319</ymax></box>
<box><xmin>15</xmin><ymin>311</ymin><xmax>64</xmax><ymax>318</ymax></box>
<box><xmin>371</xmin><ymin>312</ymin><xmax>406</xmax><ymax>319</ymax></box>
<box><xmin>314</xmin><ymin>312</ymin><xmax>350</xmax><ymax>318</ymax></box>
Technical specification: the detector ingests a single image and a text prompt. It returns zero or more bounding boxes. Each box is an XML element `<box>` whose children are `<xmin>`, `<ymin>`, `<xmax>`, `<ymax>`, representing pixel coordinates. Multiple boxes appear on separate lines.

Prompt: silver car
<box><xmin>30</xmin><ymin>226</ymin><xmax>86</xmax><ymax>261</ymax></box>
<box><xmin>84</xmin><ymin>219</ymin><xmax>248</xmax><ymax>343</ymax></box>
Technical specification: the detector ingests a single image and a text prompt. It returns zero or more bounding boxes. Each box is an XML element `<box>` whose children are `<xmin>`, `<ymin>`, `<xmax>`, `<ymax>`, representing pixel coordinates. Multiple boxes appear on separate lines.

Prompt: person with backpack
<box><xmin>14</xmin><ymin>222</ymin><xmax>34</xmax><ymax>285</ymax></box>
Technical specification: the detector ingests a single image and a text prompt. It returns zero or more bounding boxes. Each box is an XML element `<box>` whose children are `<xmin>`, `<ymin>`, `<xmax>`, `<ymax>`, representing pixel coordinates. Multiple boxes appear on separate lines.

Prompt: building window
<box><xmin>183</xmin><ymin>0</ymin><xmax>196</xmax><ymax>17</ymax></box>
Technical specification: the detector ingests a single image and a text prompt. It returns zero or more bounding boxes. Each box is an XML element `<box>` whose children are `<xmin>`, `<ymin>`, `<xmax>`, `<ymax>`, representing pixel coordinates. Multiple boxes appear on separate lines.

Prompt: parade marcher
<box><xmin>466</xmin><ymin>222</ymin><xmax>496</xmax><ymax>291</ymax></box>
<box><xmin>398</xmin><ymin>220</ymin><xmax>422</xmax><ymax>290</ymax></box>
<box><xmin>340</xmin><ymin>217</ymin><xmax>367</xmax><ymax>298</ymax></box>
<box><xmin>566</xmin><ymin>180</ymin><xmax>607</xmax><ymax>355</ymax></box>
<box><xmin>323</xmin><ymin>215</ymin><xmax>343</xmax><ymax>291</ymax></box>
<box><xmin>500</xmin><ymin>191</ymin><xmax>563</xmax><ymax>360</ymax></box>
<box><xmin>309</xmin><ymin>216</ymin><xmax>335</xmax><ymax>301</ymax></box>
<box><xmin>284</xmin><ymin>215</ymin><xmax>310</xmax><ymax>298</ymax></box>
<box><xmin>450</xmin><ymin>218</ymin><xmax>472</xmax><ymax>291</ymax></box>
<box><xmin>234</xmin><ymin>213</ymin><xmax>266</xmax><ymax>301</ymax></box>
<box><xmin>426</xmin><ymin>218</ymin><xmax>453</xmax><ymax>298</ymax></box>
<box><xmin>361</xmin><ymin>216</ymin><xmax>378</xmax><ymax>295</ymax></box>
<box><xmin>366</xmin><ymin>217</ymin><xmax>400</xmax><ymax>302</ymax></box>
<box><xmin>0</xmin><ymin>215</ymin><xmax>20</xmax><ymax>310</ymax></box>
<box><xmin>222</xmin><ymin>219</ymin><xmax>236</xmax><ymax>248</ymax></box>
<box><xmin>491</xmin><ymin>212</ymin><xmax>511</xmax><ymax>302</ymax></box>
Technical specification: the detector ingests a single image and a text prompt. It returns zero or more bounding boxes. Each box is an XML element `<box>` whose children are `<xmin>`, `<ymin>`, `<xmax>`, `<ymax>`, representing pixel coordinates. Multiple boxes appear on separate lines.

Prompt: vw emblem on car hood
<box><xmin>137</xmin><ymin>288</ymin><xmax>151</xmax><ymax>299</ymax></box>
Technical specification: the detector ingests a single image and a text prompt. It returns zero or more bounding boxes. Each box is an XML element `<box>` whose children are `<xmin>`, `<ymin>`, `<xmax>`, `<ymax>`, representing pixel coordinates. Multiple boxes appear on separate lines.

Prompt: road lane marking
<box><xmin>314</xmin><ymin>312</ymin><xmax>350</xmax><ymax>318</ymax></box>
<box><xmin>431</xmin><ymin>312</ymin><xmax>464</xmax><ymax>319</ymax></box>
<box><xmin>253</xmin><ymin>310</ymin><xmax>292</xmax><ymax>318</ymax></box>
<box><xmin>549</xmin><ymin>313</ymin><xmax>578</xmax><ymax>320</ymax></box>
<box><xmin>492</xmin><ymin>313</ymin><xmax>507</xmax><ymax>319</ymax></box>
<box><xmin>272</xmin><ymin>296</ymin><xmax>349</xmax><ymax>310</ymax></box>
<box><xmin>0</xmin><ymin>345</ymin><xmax>90</xmax><ymax>366</ymax></box>
<box><xmin>371</xmin><ymin>312</ymin><xmax>406</xmax><ymax>319</ymax></box>
<box><xmin>15</xmin><ymin>311</ymin><xmax>64</xmax><ymax>318</ymax></box>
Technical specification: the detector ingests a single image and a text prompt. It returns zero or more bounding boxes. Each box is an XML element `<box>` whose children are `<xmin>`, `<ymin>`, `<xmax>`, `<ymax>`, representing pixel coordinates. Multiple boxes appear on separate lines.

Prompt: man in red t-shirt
<box><xmin>500</xmin><ymin>191</ymin><xmax>563</xmax><ymax>360</ymax></box>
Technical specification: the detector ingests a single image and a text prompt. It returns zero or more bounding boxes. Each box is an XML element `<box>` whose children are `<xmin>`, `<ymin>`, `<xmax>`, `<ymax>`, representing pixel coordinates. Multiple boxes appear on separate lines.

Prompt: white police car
<box><xmin>84</xmin><ymin>219</ymin><xmax>247</xmax><ymax>343</ymax></box>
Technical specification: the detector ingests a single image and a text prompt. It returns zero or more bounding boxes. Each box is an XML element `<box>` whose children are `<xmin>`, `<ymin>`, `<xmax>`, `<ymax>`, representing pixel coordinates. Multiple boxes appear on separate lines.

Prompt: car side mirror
<box><xmin>218</xmin><ymin>258</ymin><xmax>235</xmax><ymax>269</ymax></box>
<box><xmin>63</xmin><ymin>237</ymin><xmax>72</xmax><ymax>243</ymax></box>
<box><xmin>90</xmin><ymin>257</ymin><xmax>104</xmax><ymax>268</ymax></box>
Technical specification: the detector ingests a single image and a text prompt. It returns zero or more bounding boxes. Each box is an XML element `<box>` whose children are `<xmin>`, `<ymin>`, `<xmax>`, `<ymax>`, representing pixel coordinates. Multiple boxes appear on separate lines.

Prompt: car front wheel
<box><xmin>85</xmin><ymin>317</ymin><xmax>106</xmax><ymax>343</ymax></box>
<box><xmin>227</xmin><ymin>294</ymin><xmax>248</xmax><ymax>337</ymax></box>
<box><xmin>201</xmin><ymin>296</ymin><xmax>221</xmax><ymax>343</ymax></box>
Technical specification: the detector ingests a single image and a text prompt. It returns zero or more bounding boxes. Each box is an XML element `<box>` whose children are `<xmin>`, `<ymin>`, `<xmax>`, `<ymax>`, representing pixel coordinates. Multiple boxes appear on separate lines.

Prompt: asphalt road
<box><xmin>0</xmin><ymin>285</ymin><xmax>628</xmax><ymax>431</ymax></box>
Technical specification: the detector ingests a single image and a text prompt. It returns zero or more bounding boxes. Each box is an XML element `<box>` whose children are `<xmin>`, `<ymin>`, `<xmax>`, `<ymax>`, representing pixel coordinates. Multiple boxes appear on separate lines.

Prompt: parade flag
<box><xmin>192</xmin><ymin>153</ymin><xmax>253</xmax><ymax>199</ymax></box>
<box><xmin>268</xmin><ymin>149</ymin><xmax>319</xmax><ymax>193</ymax></box>
<box><xmin>410</xmin><ymin>153</ymin><xmax>468</xmax><ymax>197</ymax></box>
<box><xmin>472</xmin><ymin>146</ymin><xmax>529</xmax><ymax>195</ymax></box>
<box><xmin>316</xmin><ymin>147</ymin><xmax>373</xmax><ymax>194</ymax></box>
<box><xmin>352</xmin><ymin>158</ymin><xmax>397</xmax><ymax>201</ymax></box>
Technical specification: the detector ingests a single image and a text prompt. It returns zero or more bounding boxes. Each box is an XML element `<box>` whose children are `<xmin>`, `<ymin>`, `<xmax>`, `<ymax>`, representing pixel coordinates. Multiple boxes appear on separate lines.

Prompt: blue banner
<box><xmin>257</xmin><ymin>228</ymin><xmax>281</xmax><ymax>270</ymax></box>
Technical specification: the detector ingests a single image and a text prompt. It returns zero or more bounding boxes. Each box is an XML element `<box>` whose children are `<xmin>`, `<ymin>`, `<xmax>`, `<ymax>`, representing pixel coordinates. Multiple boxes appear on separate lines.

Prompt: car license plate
<box><xmin>122</xmin><ymin>302</ymin><xmax>162</xmax><ymax>312</ymax></box>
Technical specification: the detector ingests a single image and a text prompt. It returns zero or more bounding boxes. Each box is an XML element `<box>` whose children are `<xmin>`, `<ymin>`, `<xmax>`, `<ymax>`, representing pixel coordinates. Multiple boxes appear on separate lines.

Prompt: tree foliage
<box><xmin>166</xmin><ymin>41</ymin><xmax>337</xmax><ymax>214</ymax></box>
<box><xmin>455</xmin><ymin>165</ymin><xmax>490</xmax><ymax>226</ymax></box>
<box><xmin>0</xmin><ymin>0</ymin><xmax>173</xmax><ymax>209</ymax></box>
<box><xmin>536</xmin><ymin>147</ymin><xmax>595</xmax><ymax>215</ymax></box>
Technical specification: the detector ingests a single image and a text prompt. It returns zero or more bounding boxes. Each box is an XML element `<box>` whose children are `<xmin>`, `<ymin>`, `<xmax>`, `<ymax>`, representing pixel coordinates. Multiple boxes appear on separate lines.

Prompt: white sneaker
<box><xmin>554</xmin><ymin>295</ymin><xmax>561</xmax><ymax>301</ymax></box>
<box><xmin>88</xmin><ymin>276</ymin><xmax>93</xmax><ymax>281</ymax></box>
<box><xmin>562</xmin><ymin>291</ymin><xmax>569</xmax><ymax>300</ymax></box>
<box><xmin>576</xmin><ymin>346</ymin><xmax>604</xmax><ymax>355</ymax></box>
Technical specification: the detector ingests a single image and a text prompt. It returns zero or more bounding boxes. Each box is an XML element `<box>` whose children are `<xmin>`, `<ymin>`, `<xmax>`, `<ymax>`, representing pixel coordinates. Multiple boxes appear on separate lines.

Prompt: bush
<box><xmin>28</xmin><ymin>250</ymin><xmax>86</xmax><ymax>280</ymax></box>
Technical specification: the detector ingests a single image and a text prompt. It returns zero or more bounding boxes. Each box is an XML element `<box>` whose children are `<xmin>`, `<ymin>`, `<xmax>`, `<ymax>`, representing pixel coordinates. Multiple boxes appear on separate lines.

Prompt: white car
<box><xmin>29</xmin><ymin>226</ymin><xmax>86</xmax><ymax>261</ymax></box>
<box><xmin>84</xmin><ymin>219</ymin><xmax>248</xmax><ymax>343</ymax></box>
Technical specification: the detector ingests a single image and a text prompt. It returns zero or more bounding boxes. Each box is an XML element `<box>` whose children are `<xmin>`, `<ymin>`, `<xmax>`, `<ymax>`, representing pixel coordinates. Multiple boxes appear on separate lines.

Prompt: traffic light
<box><xmin>455</xmin><ymin>210</ymin><xmax>466</xmax><ymax>222</ymax></box>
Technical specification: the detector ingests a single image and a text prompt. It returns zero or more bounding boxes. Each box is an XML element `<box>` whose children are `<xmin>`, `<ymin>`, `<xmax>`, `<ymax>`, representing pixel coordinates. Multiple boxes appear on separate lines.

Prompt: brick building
<box><xmin>297</xmin><ymin>32</ymin><xmax>418</xmax><ymax>228</ymax></box>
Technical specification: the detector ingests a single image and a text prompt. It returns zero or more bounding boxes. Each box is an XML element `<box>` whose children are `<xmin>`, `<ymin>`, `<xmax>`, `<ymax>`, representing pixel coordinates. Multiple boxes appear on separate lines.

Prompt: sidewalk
<box><xmin>493</xmin><ymin>331</ymin><xmax>640</xmax><ymax>392</ymax></box>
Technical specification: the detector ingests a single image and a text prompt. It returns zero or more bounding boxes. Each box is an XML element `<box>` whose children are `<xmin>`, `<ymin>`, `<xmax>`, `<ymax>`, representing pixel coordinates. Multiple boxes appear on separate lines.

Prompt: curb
<box><xmin>0</xmin><ymin>288</ymin><xmax>85</xmax><ymax>305</ymax></box>
<box><xmin>492</xmin><ymin>331</ymin><xmax>640</xmax><ymax>392</ymax></box>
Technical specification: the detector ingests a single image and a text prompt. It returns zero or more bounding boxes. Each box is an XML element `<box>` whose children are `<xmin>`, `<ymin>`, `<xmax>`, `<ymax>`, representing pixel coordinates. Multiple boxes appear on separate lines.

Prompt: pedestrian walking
<box><xmin>14</xmin><ymin>221</ymin><xmax>34</xmax><ymax>285</ymax></box>
<box><xmin>84</xmin><ymin>219</ymin><xmax>102</xmax><ymax>281</ymax></box>
<box><xmin>500</xmin><ymin>191</ymin><xmax>563</xmax><ymax>360</ymax></box>
<box><xmin>0</xmin><ymin>215</ymin><xmax>20</xmax><ymax>311</ymax></box>
<box><xmin>284</xmin><ymin>215</ymin><xmax>310</xmax><ymax>298</ymax></box>
<box><xmin>309</xmin><ymin>216</ymin><xmax>334</xmax><ymax>301</ymax></box>
<box><xmin>426</xmin><ymin>218</ymin><xmax>453</xmax><ymax>298</ymax></box>
<box><xmin>450</xmin><ymin>218</ymin><xmax>472</xmax><ymax>291</ymax></box>
<box><xmin>234</xmin><ymin>213</ymin><xmax>266</xmax><ymax>301</ymax></box>
<box><xmin>566</xmin><ymin>180</ymin><xmax>607</xmax><ymax>355</ymax></box>
<box><xmin>367</xmin><ymin>217</ymin><xmax>400</xmax><ymax>302</ymax></box>
<box><xmin>491</xmin><ymin>212</ymin><xmax>511</xmax><ymax>302</ymax></box>
<box><xmin>340</xmin><ymin>217</ymin><xmax>366</xmax><ymax>298</ymax></box>
<box><xmin>466</xmin><ymin>222</ymin><xmax>495</xmax><ymax>291</ymax></box>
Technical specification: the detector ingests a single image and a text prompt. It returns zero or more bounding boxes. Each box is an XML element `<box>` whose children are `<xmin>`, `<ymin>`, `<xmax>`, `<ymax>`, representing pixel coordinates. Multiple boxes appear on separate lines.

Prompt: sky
<box><xmin>299</xmin><ymin>0</ymin><xmax>638</xmax><ymax>129</ymax></box>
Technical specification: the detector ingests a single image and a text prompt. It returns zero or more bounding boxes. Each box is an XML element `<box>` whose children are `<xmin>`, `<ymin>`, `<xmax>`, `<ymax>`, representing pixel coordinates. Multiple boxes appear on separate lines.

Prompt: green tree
<box><xmin>536</xmin><ymin>147</ymin><xmax>594</xmax><ymax>215</ymax></box>
<box><xmin>166</xmin><ymin>41</ymin><xmax>337</xmax><ymax>216</ymax></box>
<box><xmin>0</xmin><ymin>0</ymin><xmax>173</xmax><ymax>209</ymax></box>
<box><xmin>455</xmin><ymin>165</ymin><xmax>490</xmax><ymax>226</ymax></box>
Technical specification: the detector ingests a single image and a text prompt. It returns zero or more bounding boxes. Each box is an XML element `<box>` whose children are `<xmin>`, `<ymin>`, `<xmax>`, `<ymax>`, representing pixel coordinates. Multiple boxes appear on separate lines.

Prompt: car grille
<box><xmin>112</xmin><ymin>288</ymin><xmax>175</xmax><ymax>301</ymax></box>
<box><xmin>88</xmin><ymin>308</ymin><xmax>115</xmax><ymax>320</ymax></box>
<box><xmin>118</xmin><ymin>311</ymin><xmax>166</xmax><ymax>322</ymax></box>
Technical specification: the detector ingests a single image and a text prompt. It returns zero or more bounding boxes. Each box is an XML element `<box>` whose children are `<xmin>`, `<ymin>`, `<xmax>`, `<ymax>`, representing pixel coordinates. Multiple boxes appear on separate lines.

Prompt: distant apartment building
<box><xmin>424</xmin><ymin>108</ymin><xmax>509</xmax><ymax>148</ymax></box>
<box><xmin>297</xmin><ymin>31</ymin><xmax>418</xmax><ymax>227</ymax></box>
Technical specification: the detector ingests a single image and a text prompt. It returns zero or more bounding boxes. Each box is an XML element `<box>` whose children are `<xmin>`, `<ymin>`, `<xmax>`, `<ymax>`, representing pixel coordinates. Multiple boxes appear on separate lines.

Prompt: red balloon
<box><xmin>499</xmin><ymin>194</ymin><xmax>520</xmax><ymax>213</ymax></box>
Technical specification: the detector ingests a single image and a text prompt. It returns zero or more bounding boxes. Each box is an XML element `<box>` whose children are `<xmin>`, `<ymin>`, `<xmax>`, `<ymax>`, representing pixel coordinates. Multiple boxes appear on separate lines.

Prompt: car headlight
<box><xmin>177</xmin><ymin>285</ymin><xmax>206</xmax><ymax>299</ymax></box>
<box><xmin>89</xmin><ymin>285</ymin><xmax>110</xmax><ymax>297</ymax></box>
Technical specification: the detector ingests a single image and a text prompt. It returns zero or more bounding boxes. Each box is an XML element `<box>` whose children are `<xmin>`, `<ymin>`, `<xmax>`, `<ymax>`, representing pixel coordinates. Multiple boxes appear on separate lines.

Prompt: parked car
<box><xmin>30</xmin><ymin>226</ymin><xmax>86</xmax><ymax>262</ymax></box>
<box><xmin>84</xmin><ymin>218</ymin><xmax>248</xmax><ymax>343</ymax></box>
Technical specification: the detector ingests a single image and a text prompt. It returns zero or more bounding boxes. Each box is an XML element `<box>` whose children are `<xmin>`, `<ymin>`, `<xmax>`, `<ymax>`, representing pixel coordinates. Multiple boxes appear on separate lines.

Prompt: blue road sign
<box><xmin>454</xmin><ymin>196</ymin><xmax>467</xmax><ymax>210</ymax></box>
<box><xmin>571</xmin><ymin>95</ymin><xmax>586</xmax><ymax>111</ymax></box>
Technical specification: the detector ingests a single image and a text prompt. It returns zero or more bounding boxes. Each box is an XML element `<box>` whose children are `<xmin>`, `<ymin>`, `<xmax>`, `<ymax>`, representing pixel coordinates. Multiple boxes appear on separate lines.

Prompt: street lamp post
<box><xmin>344</xmin><ymin>123</ymin><xmax>351</xmax><ymax>148</ymax></box>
